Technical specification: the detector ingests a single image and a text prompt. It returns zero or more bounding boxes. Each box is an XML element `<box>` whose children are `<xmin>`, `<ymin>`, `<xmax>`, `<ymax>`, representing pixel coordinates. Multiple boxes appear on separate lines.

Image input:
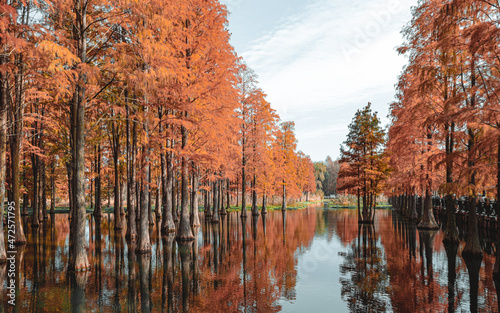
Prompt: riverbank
<box><xmin>14</xmin><ymin>199</ymin><xmax>323</xmax><ymax>216</ymax></box>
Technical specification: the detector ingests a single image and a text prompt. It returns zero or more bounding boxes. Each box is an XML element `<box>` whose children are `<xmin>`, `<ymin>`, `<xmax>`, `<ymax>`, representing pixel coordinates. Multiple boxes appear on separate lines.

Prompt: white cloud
<box><xmin>223</xmin><ymin>0</ymin><xmax>416</xmax><ymax>160</ymax></box>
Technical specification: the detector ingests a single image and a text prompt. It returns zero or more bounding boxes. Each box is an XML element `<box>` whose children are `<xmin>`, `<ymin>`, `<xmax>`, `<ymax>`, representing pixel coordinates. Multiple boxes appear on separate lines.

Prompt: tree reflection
<box><xmin>444</xmin><ymin>242</ymin><xmax>458</xmax><ymax>313</ymax></box>
<box><xmin>418</xmin><ymin>230</ymin><xmax>437</xmax><ymax>305</ymax></box>
<box><xmin>128</xmin><ymin>240</ymin><xmax>138</xmax><ymax>313</ymax></box>
<box><xmin>340</xmin><ymin>223</ymin><xmax>389</xmax><ymax>312</ymax></box>
<box><xmin>179</xmin><ymin>241</ymin><xmax>192</xmax><ymax>313</ymax></box>
<box><xmin>463</xmin><ymin>256</ymin><xmax>482</xmax><ymax>313</ymax></box>
<box><xmin>9</xmin><ymin>209</ymin><xmax>318</xmax><ymax>312</ymax></box>
<box><xmin>70</xmin><ymin>271</ymin><xmax>89</xmax><ymax>313</ymax></box>
<box><xmin>162</xmin><ymin>233</ymin><xmax>175</xmax><ymax>313</ymax></box>
<box><xmin>139</xmin><ymin>253</ymin><xmax>152</xmax><ymax>313</ymax></box>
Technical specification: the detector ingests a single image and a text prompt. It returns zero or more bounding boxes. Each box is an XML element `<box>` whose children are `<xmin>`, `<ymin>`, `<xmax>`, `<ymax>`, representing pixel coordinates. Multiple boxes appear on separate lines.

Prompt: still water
<box><xmin>2</xmin><ymin>206</ymin><xmax>499</xmax><ymax>312</ymax></box>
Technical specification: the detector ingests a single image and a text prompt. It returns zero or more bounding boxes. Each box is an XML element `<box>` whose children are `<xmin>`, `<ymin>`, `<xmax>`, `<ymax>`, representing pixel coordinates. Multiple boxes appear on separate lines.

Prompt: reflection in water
<box><xmin>340</xmin><ymin>223</ymin><xmax>389</xmax><ymax>312</ymax></box>
<box><xmin>444</xmin><ymin>242</ymin><xmax>458</xmax><ymax>313</ymax></box>
<box><xmin>463</xmin><ymin>256</ymin><xmax>482</xmax><ymax>313</ymax></box>
<box><xmin>179</xmin><ymin>241</ymin><xmax>192</xmax><ymax>313</ymax></box>
<box><xmin>6</xmin><ymin>207</ymin><xmax>500</xmax><ymax>312</ymax></box>
<box><xmin>139</xmin><ymin>253</ymin><xmax>151</xmax><ymax>313</ymax></box>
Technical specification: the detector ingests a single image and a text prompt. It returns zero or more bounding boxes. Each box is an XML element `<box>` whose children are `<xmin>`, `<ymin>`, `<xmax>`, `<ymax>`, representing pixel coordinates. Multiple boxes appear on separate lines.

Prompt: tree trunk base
<box><xmin>162</xmin><ymin>228</ymin><xmax>176</xmax><ymax>235</ymax></box>
<box><xmin>136</xmin><ymin>248</ymin><xmax>151</xmax><ymax>254</ymax></box>
<box><xmin>462</xmin><ymin>246</ymin><xmax>483</xmax><ymax>259</ymax></box>
<box><xmin>358</xmin><ymin>219</ymin><xmax>374</xmax><ymax>224</ymax></box>
<box><xmin>443</xmin><ymin>229</ymin><xmax>459</xmax><ymax>245</ymax></box>
<box><xmin>261</xmin><ymin>211</ymin><xmax>267</xmax><ymax>215</ymax></box>
<box><xmin>126</xmin><ymin>234</ymin><xmax>137</xmax><ymax>241</ymax></box>
<box><xmin>176</xmin><ymin>235</ymin><xmax>194</xmax><ymax>241</ymax></box>
<box><xmin>240</xmin><ymin>214</ymin><xmax>247</xmax><ymax>219</ymax></box>
<box><xmin>417</xmin><ymin>224</ymin><xmax>439</xmax><ymax>230</ymax></box>
<box><xmin>72</xmin><ymin>254</ymin><xmax>91</xmax><ymax>272</ymax></box>
<box><xmin>252</xmin><ymin>212</ymin><xmax>259</xmax><ymax>216</ymax></box>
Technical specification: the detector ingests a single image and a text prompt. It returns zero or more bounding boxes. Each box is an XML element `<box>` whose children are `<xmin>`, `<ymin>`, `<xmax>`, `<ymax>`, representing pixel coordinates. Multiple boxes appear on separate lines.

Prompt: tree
<box><xmin>339</xmin><ymin>103</ymin><xmax>389</xmax><ymax>223</ymax></box>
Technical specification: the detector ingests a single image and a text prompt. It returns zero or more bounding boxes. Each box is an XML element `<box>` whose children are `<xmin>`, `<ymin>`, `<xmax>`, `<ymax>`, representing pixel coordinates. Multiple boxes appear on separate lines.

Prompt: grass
<box><xmin>12</xmin><ymin>199</ymin><xmax>323</xmax><ymax>216</ymax></box>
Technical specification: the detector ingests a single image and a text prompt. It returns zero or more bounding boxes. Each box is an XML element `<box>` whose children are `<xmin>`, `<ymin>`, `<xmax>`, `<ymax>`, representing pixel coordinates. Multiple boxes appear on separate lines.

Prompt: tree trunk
<box><xmin>177</xmin><ymin>120</ymin><xmax>194</xmax><ymax>240</ymax></box>
<box><xmin>112</xmin><ymin>118</ymin><xmax>123</xmax><ymax>230</ymax></box>
<box><xmin>463</xmin><ymin>195</ymin><xmax>482</xmax><ymax>257</ymax></box>
<box><xmin>281</xmin><ymin>180</ymin><xmax>286</xmax><ymax>212</ymax></box>
<box><xmin>225</xmin><ymin>179</ymin><xmax>230</xmax><ymax>211</ymax></box>
<box><xmin>50</xmin><ymin>162</ymin><xmax>55</xmax><ymax>214</ymax></box>
<box><xmin>220</xmin><ymin>178</ymin><xmax>228</xmax><ymax>215</ymax></box>
<box><xmin>462</xmin><ymin>57</ymin><xmax>481</xmax><ymax>258</ymax></box>
<box><xmin>261</xmin><ymin>192</ymin><xmax>267</xmax><ymax>215</ymax></box>
<box><xmin>11</xmin><ymin>55</ymin><xmax>26</xmax><ymax>245</ymax></box>
<box><xmin>172</xmin><ymin>161</ymin><xmax>178</xmax><ymax>223</ymax></box>
<box><xmin>211</xmin><ymin>180</ymin><xmax>219</xmax><ymax>223</ymax></box>
<box><xmin>41</xmin><ymin>159</ymin><xmax>47</xmax><ymax>220</ymax></box>
<box><xmin>161</xmin><ymin>144</ymin><xmax>175</xmax><ymax>233</ymax></box>
<box><xmin>137</xmin><ymin>114</ymin><xmax>151</xmax><ymax>253</ymax></box>
<box><xmin>94</xmin><ymin>145</ymin><xmax>102</xmax><ymax>217</ymax></box>
<box><xmin>241</xmin><ymin>163</ymin><xmax>247</xmax><ymax>218</ymax></box>
<box><xmin>417</xmin><ymin>183</ymin><xmax>438</xmax><ymax>229</ymax></box>
<box><xmin>148</xmin><ymin>168</ymin><xmax>154</xmax><ymax>226</ymax></box>
<box><xmin>252</xmin><ymin>174</ymin><xmax>258</xmax><ymax>216</ymax></box>
<box><xmin>0</xmin><ymin>65</ymin><xmax>8</xmax><ymax>262</ymax></box>
<box><xmin>32</xmin><ymin>147</ymin><xmax>39</xmax><ymax>227</ymax></box>
<box><xmin>443</xmin><ymin>122</ymin><xmax>458</xmax><ymax>244</ymax></box>
<box><xmin>126</xmin><ymin>118</ymin><xmax>137</xmax><ymax>240</ymax></box>
<box><xmin>204</xmin><ymin>187</ymin><xmax>211</xmax><ymax>218</ymax></box>
<box><xmin>191</xmin><ymin>169</ymin><xmax>200</xmax><ymax>227</ymax></box>
<box><xmin>494</xmin><ymin>135</ymin><xmax>500</xmax><ymax>278</ymax></box>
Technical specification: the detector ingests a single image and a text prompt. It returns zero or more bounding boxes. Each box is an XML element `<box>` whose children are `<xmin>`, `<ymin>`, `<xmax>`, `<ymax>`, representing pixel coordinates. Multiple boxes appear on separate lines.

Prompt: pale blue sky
<box><xmin>221</xmin><ymin>0</ymin><xmax>416</xmax><ymax>162</ymax></box>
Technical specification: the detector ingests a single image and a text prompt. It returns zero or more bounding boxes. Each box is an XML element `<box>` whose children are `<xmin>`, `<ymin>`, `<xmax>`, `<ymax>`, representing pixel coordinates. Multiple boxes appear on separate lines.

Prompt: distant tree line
<box><xmin>314</xmin><ymin>156</ymin><xmax>340</xmax><ymax>198</ymax></box>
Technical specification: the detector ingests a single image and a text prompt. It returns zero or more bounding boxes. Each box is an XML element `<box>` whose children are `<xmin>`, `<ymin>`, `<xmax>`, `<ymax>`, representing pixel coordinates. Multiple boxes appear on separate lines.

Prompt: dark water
<box><xmin>1</xmin><ymin>207</ymin><xmax>499</xmax><ymax>312</ymax></box>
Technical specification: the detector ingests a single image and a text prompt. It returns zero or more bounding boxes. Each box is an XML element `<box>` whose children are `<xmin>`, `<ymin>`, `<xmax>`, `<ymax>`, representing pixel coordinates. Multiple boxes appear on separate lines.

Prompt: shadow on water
<box><xmin>5</xmin><ymin>206</ymin><xmax>500</xmax><ymax>312</ymax></box>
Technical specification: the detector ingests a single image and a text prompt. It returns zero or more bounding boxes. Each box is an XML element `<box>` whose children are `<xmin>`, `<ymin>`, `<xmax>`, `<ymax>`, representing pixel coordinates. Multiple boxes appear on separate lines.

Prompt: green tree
<box><xmin>313</xmin><ymin>161</ymin><xmax>326</xmax><ymax>196</ymax></box>
<box><xmin>339</xmin><ymin>103</ymin><xmax>389</xmax><ymax>223</ymax></box>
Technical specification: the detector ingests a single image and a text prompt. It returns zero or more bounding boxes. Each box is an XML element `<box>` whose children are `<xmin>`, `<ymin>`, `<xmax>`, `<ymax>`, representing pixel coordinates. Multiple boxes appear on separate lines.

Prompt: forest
<box><xmin>0</xmin><ymin>0</ymin><xmax>316</xmax><ymax>272</ymax></box>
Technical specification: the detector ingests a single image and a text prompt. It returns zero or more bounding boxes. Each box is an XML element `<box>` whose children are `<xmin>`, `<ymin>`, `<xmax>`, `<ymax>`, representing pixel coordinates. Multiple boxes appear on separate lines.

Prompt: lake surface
<box><xmin>2</xmin><ymin>206</ymin><xmax>499</xmax><ymax>312</ymax></box>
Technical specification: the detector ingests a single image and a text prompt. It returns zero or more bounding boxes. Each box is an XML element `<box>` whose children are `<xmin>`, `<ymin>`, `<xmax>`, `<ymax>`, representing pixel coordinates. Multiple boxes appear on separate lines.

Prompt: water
<box><xmin>2</xmin><ymin>206</ymin><xmax>499</xmax><ymax>312</ymax></box>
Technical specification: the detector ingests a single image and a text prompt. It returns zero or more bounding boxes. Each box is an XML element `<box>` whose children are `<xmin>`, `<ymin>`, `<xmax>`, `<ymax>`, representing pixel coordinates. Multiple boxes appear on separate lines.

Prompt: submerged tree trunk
<box><xmin>443</xmin><ymin>123</ymin><xmax>458</xmax><ymax>244</ymax></box>
<box><xmin>126</xmin><ymin>117</ymin><xmax>138</xmax><ymax>241</ymax></box>
<box><xmin>462</xmin><ymin>59</ymin><xmax>482</xmax><ymax>258</ymax></box>
<box><xmin>462</xmin><ymin>131</ymin><xmax>482</xmax><ymax>257</ymax></box>
<box><xmin>241</xmin><ymin>162</ymin><xmax>247</xmax><ymax>218</ymax></box>
<box><xmin>204</xmin><ymin>186</ymin><xmax>211</xmax><ymax>218</ymax></box>
<box><xmin>252</xmin><ymin>174</ymin><xmax>258</xmax><ymax>216</ymax></box>
<box><xmin>261</xmin><ymin>192</ymin><xmax>267</xmax><ymax>215</ymax></box>
<box><xmin>161</xmin><ymin>141</ymin><xmax>175</xmax><ymax>233</ymax></box>
<box><xmin>50</xmin><ymin>162</ymin><xmax>56</xmax><ymax>214</ymax></box>
<box><xmin>41</xmin><ymin>159</ymin><xmax>47</xmax><ymax>220</ymax></box>
<box><xmin>282</xmin><ymin>180</ymin><xmax>286</xmax><ymax>212</ymax></box>
<box><xmin>417</xmin><ymin>184</ymin><xmax>438</xmax><ymax>229</ymax></box>
<box><xmin>220</xmin><ymin>178</ymin><xmax>228</xmax><ymax>216</ymax></box>
<box><xmin>94</xmin><ymin>146</ymin><xmax>102</xmax><ymax>217</ymax></box>
<box><xmin>211</xmin><ymin>180</ymin><xmax>220</xmax><ymax>223</ymax></box>
<box><xmin>32</xmin><ymin>151</ymin><xmax>39</xmax><ymax>227</ymax></box>
<box><xmin>137</xmin><ymin>113</ymin><xmax>151</xmax><ymax>253</ymax></box>
<box><xmin>176</xmin><ymin>119</ymin><xmax>194</xmax><ymax>240</ymax></box>
<box><xmin>191</xmin><ymin>168</ymin><xmax>200</xmax><ymax>227</ymax></box>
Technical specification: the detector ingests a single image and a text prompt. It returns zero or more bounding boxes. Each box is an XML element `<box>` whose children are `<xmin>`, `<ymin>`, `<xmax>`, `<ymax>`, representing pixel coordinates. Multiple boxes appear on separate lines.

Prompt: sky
<box><xmin>220</xmin><ymin>0</ymin><xmax>416</xmax><ymax>162</ymax></box>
